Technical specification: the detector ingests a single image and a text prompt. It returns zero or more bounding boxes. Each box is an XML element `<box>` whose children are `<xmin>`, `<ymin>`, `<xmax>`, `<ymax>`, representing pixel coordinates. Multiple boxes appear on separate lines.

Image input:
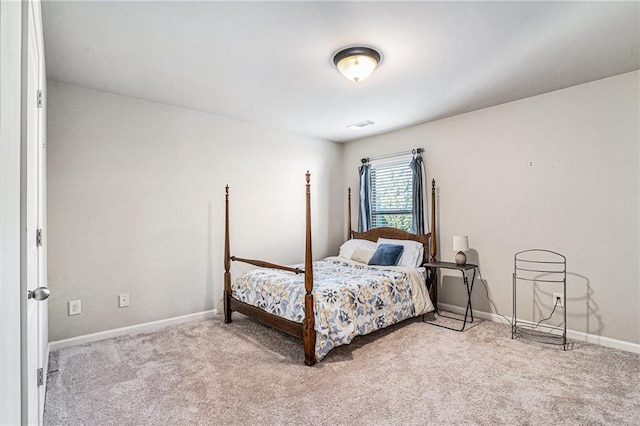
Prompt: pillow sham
<box><xmin>377</xmin><ymin>238</ymin><xmax>424</xmax><ymax>268</ymax></box>
<box><xmin>338</xmin><ymin>239</ymin><xmax>377</xmax><ymax>259</ymax></box>
<box><xmin>368</xmin><ymin>244</ymin><xmax>405</xmax><ymax>266</ymax></box>
<box><xmin>351</xmin><ymin>247</ymin><xmax>375</xmax><ymax>264</ymax></box>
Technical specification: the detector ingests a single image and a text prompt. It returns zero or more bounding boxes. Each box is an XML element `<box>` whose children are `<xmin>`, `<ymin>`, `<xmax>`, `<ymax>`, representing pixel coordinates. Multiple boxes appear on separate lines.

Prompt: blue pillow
<box><xmin>368</xmin><ymin>244</ymin><xmax>405</xmax><ymax>266</ymax></box>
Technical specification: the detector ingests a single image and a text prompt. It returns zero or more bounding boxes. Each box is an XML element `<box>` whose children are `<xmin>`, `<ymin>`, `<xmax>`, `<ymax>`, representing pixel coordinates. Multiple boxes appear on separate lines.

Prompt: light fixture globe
<box><xmin>333</xmin><ymin>46</ymin><xmax>381</xmax><ymax>83</ymax></box>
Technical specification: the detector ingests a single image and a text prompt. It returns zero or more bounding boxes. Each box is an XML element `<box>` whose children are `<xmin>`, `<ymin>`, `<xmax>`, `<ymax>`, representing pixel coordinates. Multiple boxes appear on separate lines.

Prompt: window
<box><xmin>358</xmin><ymin>152</ymin><xmax>425</xmax><ymax>234</ymax></box>
<box><xmin>370</xmin><ymin>160</ymin><xmax>413</xmax><ymax>231</ymax></box>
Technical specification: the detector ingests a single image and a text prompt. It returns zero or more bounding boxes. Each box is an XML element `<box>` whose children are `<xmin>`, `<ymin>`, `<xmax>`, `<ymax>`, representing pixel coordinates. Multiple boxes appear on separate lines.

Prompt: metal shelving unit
<box><xmin>512</xmin><ymin>249</ymin><xmax>567</xmax><ymax>350</ymax></box>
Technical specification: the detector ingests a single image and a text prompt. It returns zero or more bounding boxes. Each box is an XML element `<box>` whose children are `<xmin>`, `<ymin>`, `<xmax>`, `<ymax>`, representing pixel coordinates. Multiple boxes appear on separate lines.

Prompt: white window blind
<box><xmin>370</xmin><ymin>160</ymin><xmax>413</xmax><ymax>231</ymax></box>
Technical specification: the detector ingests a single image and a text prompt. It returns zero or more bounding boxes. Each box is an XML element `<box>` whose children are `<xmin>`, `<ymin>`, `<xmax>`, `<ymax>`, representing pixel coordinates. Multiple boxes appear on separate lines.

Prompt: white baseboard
<box><xmin>437</xmin><ymin>303</ymin><xmax>640</xmax><ymax>354</ymax></box>
<box><xmin>49</xmin><ymin>309</ymin><xmax>218</xmax><ymax>352</ymax></box>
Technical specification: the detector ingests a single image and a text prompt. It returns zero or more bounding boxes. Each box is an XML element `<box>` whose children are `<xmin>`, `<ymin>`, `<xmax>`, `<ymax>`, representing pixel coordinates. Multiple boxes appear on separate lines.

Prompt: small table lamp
<box><xmin>453</xmin><ymin>236</ymin><xmax>469</xmax><ymax>266</ymax></box>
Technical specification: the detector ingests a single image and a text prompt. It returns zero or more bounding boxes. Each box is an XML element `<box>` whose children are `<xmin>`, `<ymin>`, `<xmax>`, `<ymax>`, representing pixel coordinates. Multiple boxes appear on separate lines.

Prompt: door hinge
<box><xmin>37</xmin><ymin>368</ymin><xmax>44</xmax><ymax>386</ymax></box>
<box><xmin>36</xmin><ymin>228</ymin><xmax>43</xmax><ymax>246</ymax></box>
<box><xmin>37</xmin><ymin>90</ymin><xmax>43</xmax><ymax>108</ymax></box>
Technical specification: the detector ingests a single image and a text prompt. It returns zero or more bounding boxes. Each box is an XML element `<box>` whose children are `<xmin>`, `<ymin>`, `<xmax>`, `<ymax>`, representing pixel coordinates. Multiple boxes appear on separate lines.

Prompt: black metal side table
<box><xmin>422</xmin><ymin>261</ymin><xmax>477</xmax><ymax>331</ymax></box>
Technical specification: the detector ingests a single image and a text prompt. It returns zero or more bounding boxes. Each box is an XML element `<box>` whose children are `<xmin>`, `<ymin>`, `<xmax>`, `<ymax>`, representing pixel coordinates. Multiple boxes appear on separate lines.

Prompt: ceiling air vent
<box><xmin>347</xmin><ymin>119</ymin><xmax>376</xmax><ymax>129</ymax></box>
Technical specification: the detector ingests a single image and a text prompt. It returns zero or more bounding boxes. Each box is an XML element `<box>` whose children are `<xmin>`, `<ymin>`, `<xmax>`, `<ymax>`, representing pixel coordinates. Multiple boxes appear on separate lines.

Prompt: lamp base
<box><xmin>455</xmin><ymin>251</ymin><xmax>467</xmax><ymax>266</ymax></box>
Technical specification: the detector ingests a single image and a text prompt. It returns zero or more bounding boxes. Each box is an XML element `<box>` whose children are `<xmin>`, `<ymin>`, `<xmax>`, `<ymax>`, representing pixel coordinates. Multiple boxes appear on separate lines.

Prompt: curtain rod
<box><xmin>361</xmin><ymin>148</ymin><xmax>423</xmax><ymax>164</ymax></box>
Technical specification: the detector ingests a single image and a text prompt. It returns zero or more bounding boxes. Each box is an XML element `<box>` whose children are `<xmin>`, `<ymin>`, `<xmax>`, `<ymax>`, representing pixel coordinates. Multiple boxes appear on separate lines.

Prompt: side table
<box><xmin>423</xmin><ymin>261</ymin><xmax>477</xmax><ymax>331</ymax></box>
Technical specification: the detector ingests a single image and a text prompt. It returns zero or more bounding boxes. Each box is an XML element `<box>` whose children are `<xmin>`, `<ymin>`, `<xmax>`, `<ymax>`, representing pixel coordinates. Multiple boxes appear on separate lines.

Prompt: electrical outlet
<box><xmin>68</xmin><ymin>300</ymin><xmax>81</xmax><ymax>316</ymax></box>
<box><xmin>119</xmin><ymin>293</ymin><xmax>130</xmax><ymax>308</ymax></box>
<box><xmin>553</xmin><ymin>293</ymin><xmax>564</xmax><ymax>308</ymax></box>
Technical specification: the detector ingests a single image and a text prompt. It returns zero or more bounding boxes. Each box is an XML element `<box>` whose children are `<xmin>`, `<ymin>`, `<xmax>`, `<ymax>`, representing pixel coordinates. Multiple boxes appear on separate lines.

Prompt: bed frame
<box><xmin>224</xmin><ymin>172</ymin><xmax>438</xmax><ymax>366</ymax></box>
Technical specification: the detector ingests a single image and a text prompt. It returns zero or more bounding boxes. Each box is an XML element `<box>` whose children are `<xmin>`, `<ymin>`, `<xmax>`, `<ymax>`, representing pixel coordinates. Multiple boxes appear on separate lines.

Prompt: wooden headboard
<box><xmin>351</xmin><ymin>227</ymin><xmax>431</xmax><ymax>264</ymax></box>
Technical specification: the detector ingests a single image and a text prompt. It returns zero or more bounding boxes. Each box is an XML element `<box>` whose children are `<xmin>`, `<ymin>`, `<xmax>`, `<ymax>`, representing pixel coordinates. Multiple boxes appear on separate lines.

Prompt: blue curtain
<box><xmin>409</xmin><ymin>155</ymin><xmax>425</xmax><ymax>234</ymax></box>
<box><xmin>358</xmin><ymin>163</ymin><xmax>372</xmax><ymax>232</ymax></box>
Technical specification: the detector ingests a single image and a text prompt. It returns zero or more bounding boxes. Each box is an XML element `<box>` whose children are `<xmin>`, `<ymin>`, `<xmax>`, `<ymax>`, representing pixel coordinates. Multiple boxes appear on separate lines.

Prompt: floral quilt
<box><xmin>231</xmin><ymin>257</ymin><xmax>434</xmax><ymax>361</ymax></box>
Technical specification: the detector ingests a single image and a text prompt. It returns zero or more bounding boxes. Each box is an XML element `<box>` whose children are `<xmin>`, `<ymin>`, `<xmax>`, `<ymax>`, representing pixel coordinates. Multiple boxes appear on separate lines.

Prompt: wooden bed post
<box><xmin>430</xmin><ymin>179</ymin><xmax>437</xmax><ymax>263</ymax></box>
<box><xmin>430</xmin><ymin>179</ymin><xmax>438</xmax><ymax>307</ymax></box>
<box><xmin>303</xmin><ymin>171</ymin><xmax>316</xmax><ymax>366</ymax></box>
<box><xmin>347</xmin><ymin>187</ymin><xmax>352</xmax><ymax>240</ymax></box>
<box><xmin>224</xmin><ymin>185</ymin><xmax>232</xmax><ymax>323</ymax></box>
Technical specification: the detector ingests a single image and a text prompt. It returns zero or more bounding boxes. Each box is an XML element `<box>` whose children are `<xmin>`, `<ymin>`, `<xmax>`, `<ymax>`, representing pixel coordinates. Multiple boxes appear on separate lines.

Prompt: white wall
<box><xmin>343</xmin><ymin>72</ymin><xmax>639</xmax><ymax>345</ymax></box>
<box><xmin>48</xmin><ymin>72</ymin><xmax>640</xmax><ymax>346</ymax></box>
<box><xmin>47</xmin><ymin>81</ymin><xmax>344</xmax><ymax>342</ymax></box>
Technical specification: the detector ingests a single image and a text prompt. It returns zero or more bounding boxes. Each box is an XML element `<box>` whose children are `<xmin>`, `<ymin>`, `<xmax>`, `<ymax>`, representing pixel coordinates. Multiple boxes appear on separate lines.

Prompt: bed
<box><xmin>223</xmin><ymin>172</ymin><xmax>438</xmax><ymax>365</ymax></box>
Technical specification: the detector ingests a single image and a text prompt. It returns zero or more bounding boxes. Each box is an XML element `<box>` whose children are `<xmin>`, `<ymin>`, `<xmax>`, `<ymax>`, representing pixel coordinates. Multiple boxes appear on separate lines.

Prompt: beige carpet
<box><xmin>44</xmin><ymin>314</ymin><xmax>639</xmax><ymax>425</ymax></box>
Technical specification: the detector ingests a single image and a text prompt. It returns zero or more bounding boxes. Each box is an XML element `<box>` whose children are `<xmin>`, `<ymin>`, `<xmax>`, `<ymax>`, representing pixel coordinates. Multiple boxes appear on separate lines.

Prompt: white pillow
<box><xmin>377</xmin><ymin>238</ymin><xmax>424</xmax><ymax>268</ymax></box>
<box><xmin>338</xmin><ymin>239</ymin><xmax>377</xmax><ymax>259</ymax></box>
<box><xmin>351</xmin><ymin>247</ymin><xmax>376</xmax><ymax>264</ymax></box>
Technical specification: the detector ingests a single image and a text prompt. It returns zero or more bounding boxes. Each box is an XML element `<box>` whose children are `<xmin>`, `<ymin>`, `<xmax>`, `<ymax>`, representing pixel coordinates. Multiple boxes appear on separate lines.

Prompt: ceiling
<box><xmin>42</xmin><ymin>1</ymin><xmax>639</xmax><ymax>143</ymax></box>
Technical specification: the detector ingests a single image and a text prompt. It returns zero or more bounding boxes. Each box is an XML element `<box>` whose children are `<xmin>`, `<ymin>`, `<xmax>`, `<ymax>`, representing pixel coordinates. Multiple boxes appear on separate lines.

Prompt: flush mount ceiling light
<box><xmin>333</xmin><ymin>46</ymin><xmax>381</xmax><ymax>83</ymax></box>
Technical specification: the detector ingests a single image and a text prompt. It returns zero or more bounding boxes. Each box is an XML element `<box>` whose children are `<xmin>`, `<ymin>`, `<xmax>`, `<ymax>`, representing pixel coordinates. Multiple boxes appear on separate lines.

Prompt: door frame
<box><xmin>0</xmin><ymin>1</ymin><xmax>26</xmax><ymax>424</ymax></box>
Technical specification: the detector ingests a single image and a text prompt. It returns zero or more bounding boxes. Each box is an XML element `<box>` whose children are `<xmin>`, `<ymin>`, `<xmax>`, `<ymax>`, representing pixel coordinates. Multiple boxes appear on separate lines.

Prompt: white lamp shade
<box><xmin>453</xmin><ymin>235</ymin><xmax>469</xmax><ymax>252</ymax></box>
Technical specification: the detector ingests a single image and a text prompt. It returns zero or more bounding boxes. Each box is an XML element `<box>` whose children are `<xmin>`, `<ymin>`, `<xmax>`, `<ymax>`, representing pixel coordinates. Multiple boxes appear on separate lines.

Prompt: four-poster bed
<box><xmin>224</xmin><ymin>172</ymin><xmax>438</xmax><ymax>365</ymax></box>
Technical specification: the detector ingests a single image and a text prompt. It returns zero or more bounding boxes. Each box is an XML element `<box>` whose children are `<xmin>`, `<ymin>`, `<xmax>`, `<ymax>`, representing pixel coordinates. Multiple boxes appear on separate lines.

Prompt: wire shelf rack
<box><xmin>512</xmin><ymin>249</ymin><xmax>567</xmax><ymax>350</ymax></box>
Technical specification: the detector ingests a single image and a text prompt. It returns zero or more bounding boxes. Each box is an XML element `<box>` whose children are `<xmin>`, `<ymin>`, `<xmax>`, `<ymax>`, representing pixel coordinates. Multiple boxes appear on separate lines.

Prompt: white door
<box><xmin>36</xmin><ymin>8</ymin><xmax>49</xmax><ymax>424</ymax></box>
<box><xmin>34</xmin><ymin>0</ymin><xmax>48</xmax><ymax>419</ymax></box>
<box><xmin>0</xmin><ymin>0</ymin><xmax>46</xmax><ymax>423</ymax></box>
<box><xmin>24</xmin><ymin>0</ymin><xmax>48</xmax><ymax>424</ymax></box>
